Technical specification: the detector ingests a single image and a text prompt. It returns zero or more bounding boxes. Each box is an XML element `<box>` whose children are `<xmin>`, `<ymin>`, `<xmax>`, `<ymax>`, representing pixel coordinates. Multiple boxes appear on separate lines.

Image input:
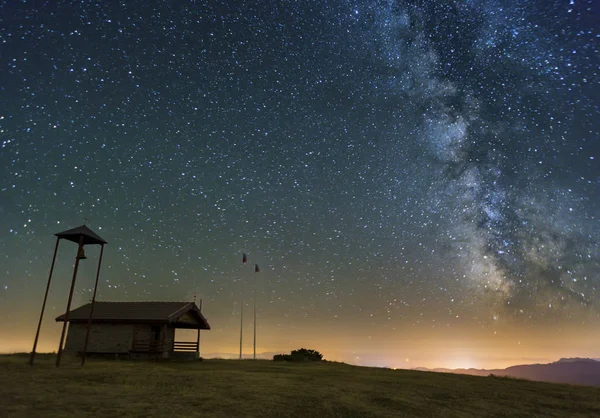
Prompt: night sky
<box><xmin>1</xmin><ymin>0</ymin><xmax>599</xmax><ymax>369</ymax></box>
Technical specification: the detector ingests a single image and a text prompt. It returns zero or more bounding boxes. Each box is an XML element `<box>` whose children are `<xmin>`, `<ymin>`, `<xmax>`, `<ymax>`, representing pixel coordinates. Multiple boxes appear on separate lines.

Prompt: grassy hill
<box><xmin>2</xmin><ymin>354</ymin><xmax>600</xmax><ymax>417</ymax></box>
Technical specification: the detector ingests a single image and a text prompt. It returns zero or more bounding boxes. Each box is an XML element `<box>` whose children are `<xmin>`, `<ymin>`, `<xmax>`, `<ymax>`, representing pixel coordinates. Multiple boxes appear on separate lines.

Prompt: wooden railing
<box><xmin>131</xmin><ymin>340</ymin><xmax>198</xmax><ymax>353</ymax></box>
<box><xmin>173</xmin><ymin>341</ymin><xmax>198</xmax><ymax>352</ymax></box>
<box><xmin>131</xmin><ymin>339</ymin><xmax>163</xmax><ymax>353</ymax></box>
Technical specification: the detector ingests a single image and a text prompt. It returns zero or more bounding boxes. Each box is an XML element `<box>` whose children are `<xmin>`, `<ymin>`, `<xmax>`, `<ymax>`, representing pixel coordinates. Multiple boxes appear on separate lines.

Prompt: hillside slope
<box><xmin>2</xmin><ymin>355</ymin><xmax>600</xmax><ymax>417</ymax></box>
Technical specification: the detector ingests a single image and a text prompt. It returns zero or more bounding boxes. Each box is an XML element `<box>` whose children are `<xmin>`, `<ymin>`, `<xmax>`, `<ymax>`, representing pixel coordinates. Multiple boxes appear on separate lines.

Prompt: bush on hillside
<box><xmin>273</xmin><ymin>348</ymin><xmax>324</xmax><ymax>362</ymax></box>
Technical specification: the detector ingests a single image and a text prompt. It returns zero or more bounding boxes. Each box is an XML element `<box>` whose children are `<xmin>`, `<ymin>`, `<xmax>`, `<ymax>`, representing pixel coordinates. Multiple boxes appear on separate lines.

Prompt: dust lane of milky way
<box><xmin>0</xmin><ymin>0</ymin><xmax>598</xmax><ymax>368</ymax></box>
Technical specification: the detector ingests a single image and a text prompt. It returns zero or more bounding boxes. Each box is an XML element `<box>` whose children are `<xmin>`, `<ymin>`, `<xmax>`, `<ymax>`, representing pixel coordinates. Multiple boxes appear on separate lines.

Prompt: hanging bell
<box><xmin>76</xmin><ymin>246</ymin><xmax>87</xmax><ymax>260</ymax></box>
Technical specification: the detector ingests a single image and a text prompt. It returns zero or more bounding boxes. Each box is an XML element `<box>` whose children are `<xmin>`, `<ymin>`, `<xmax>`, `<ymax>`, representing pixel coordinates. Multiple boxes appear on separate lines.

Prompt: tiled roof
<box><xmin>55</xmin><ymin>301</ymin><xmax>210</xmax><ymax>329</ymax></box>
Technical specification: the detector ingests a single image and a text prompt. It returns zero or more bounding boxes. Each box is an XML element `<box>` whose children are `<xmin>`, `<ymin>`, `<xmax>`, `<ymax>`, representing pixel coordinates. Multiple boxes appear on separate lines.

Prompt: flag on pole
<box><xmin>255</xmin><ymin>264</ymin><xmax>260</xmax><ymax>273</ymax></box>
<box><xmin>242</xmin><ymin>252</ymin><xmax>247</xmax><ymax>264</ymax></box>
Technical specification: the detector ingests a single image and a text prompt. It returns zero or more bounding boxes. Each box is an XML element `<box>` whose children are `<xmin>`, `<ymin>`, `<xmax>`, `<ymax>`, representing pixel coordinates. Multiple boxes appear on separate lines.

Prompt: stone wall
<box><xmin>64</xmin><ymin>323</ymin><xmax>135</xmax><ymax>354</ymax></box>
<box><xmin>64</xmin><ymin>323</ymin><xmax>183</xmax><ymax>358</ymax></box>
<box><xmin>170</xmin><ymin>351</ymin><xmax>199</xmax><ymax>360</ymax></box>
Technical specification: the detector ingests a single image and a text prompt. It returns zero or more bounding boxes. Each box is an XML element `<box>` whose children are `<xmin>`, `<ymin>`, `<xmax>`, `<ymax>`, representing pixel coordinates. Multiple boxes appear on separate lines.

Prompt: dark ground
<box><xmin>2</xmin><ymin>354</ymin><xmax>600</xmax><ymax>417</ymax></box>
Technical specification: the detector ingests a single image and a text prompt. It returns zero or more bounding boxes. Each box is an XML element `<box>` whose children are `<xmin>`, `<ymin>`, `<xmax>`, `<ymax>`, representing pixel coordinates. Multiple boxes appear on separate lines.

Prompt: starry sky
<box><xmin>1</xmin><ymin>0</ymin><xmax>599</xmax><ymax>369</ymax></box>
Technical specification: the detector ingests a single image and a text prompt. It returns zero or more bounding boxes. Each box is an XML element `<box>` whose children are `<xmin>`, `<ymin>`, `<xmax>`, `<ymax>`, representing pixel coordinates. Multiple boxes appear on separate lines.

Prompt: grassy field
<box><xmin>2</xmin><ymin>354</ymin><xmax>600</xmax><ymax>417</ymax></box>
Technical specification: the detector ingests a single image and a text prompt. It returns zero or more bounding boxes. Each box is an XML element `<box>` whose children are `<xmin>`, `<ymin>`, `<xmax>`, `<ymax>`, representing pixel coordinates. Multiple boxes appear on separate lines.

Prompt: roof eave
<box><xmin>55</xmin><ymin>317</ymin><xmax>170</xmax><ymax>324</ymax></box>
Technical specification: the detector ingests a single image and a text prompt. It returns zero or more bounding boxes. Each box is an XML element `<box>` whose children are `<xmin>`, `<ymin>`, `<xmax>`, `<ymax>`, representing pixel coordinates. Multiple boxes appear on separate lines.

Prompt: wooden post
<box><xmin>197</xmin><ymin>299</ymin><xmax>202</xmax><ymax>358</ymax></box>
<box><xmin>161</xmin><ymin>324</ymin><xmax>167</xmax><ymax>359</ymax></box>
<box><xmin>81</xmin><ymin>243</ymin><xmax>105</xmax><ymax>366</ymax></box>
<box><xmin>56</xmin><ymin>236</ymin><xmax>85</xmax><ymax>367</ymax></box>
<box><xmin>196</xmin><ymin>328</ymin><xmax>200</xmax><ymax>357</ymax></box>
<box><xmin>30</xmin><ymin>237</ymin><xmax>60</xmax><ymax>366</ymax></box>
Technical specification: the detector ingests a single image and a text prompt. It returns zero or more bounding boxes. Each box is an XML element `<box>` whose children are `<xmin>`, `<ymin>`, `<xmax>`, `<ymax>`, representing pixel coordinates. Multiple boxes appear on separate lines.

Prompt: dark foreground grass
<box><xmin>2</xmin><ymin>354</ymin><xmax>600</xmax><ymax>418</ymax></box>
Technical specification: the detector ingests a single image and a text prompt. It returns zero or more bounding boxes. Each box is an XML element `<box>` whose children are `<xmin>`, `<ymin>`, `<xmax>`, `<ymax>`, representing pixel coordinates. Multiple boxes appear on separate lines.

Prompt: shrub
<box><xmin>273</xmin><ymin>348</ymin><xmax>323</xmax><ymax>362</ymax></box>
<box><xmin>291</xmin><ymin>348</ymin><xmax>323</xmax><ymax>361</ymax></box>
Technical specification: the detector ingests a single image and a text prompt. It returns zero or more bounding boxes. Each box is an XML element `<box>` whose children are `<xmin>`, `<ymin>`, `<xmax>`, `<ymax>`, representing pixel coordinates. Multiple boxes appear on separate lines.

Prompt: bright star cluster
<box><xmin>0</xmin><ymin>0</ymin><xmax>598</xmax><ymax>368</ymax></box>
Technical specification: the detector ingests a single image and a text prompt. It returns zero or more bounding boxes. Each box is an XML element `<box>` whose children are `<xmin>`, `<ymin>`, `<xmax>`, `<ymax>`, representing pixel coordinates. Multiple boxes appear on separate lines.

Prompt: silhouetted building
<box><xmin>55</xmin><ymin>301</ymin><xmax>210</xmax><ymax>359</ymax></box>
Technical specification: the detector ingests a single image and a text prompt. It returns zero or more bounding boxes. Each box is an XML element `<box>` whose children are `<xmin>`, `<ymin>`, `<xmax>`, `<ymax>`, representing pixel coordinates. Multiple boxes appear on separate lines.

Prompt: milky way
<box><xmin>1</xmin><ymin>1</ymin><xmax>598</xmax><ymax>364</ymax></box>
<box><xmin>361</xmin><ymin>0</ymin><xmax>600</xmax><ymax>317</ymax></box>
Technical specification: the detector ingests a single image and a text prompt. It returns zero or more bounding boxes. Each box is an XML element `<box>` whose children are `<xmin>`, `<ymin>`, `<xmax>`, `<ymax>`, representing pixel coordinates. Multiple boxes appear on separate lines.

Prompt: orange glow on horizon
<box><xmin>4</xmin><ymin>318</ymin><xmax>599</xmax><ymax>371</ymax></box>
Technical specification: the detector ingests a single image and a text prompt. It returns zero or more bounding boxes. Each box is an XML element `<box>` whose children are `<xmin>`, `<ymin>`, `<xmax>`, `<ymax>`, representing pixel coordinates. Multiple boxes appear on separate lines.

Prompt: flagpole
<box><xmin>239</xmin><ymin>293</ymin><xmax>244</xmax><ymax>360</ymax></box>
<box><xmin>253</xmin><ymin>264</ymin><xmax>259</xmax><ymax>360</ymax></box>
<box><xmin>253</xmin><ymin>269</ymin><xmax>256</xmax><ymax>360</ymax></box>
<box><xmin>239</xmin><ymin>252</ymin><xmax>247</xmax><ymax>360</ymax></box>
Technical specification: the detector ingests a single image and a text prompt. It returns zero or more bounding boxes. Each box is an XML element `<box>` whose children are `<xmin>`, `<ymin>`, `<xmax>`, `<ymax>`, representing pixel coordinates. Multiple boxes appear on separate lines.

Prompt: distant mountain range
<box><xmin>201</xmin><ymin>353</ymin><xmax>600</xmax><ymax>386</ymax></box>
<box><xmin>414</xmin><ymin>358</ymin><xmax>600</xmax><ymax>387</ymax></box>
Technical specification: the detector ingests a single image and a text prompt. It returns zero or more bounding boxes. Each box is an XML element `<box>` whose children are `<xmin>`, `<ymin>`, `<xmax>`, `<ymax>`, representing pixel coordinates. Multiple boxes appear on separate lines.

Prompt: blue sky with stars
<box><xmin>1</xmin><ymin>0</ymin><xmax>599</xmax><ymax>368</ymax></box>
